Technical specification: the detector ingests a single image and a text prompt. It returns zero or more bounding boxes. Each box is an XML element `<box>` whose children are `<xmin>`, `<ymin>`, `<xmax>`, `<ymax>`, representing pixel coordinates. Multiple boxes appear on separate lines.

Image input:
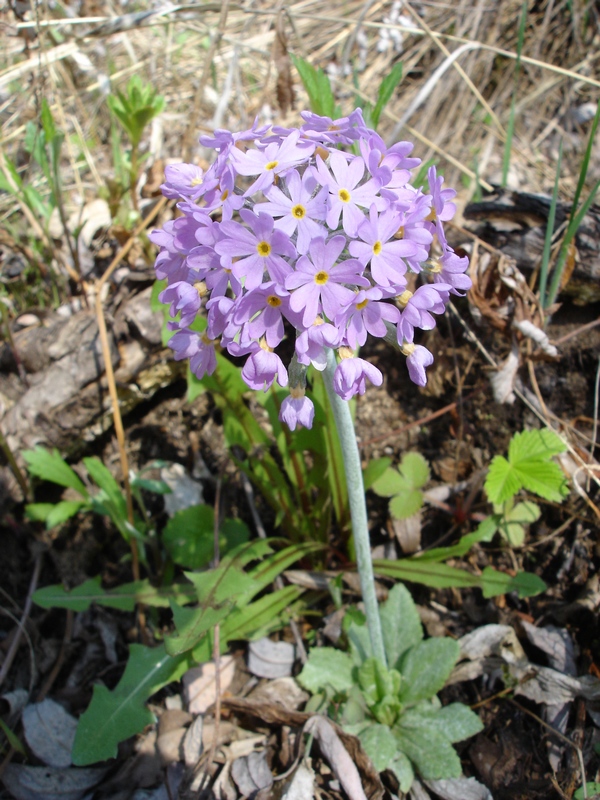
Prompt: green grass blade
<box><xmin>539</xmin><ymin>140</ymin><xmax>562</xmax><ymax>309</ymax></box>
<box><xmin>501</xmin><ymin>0</ymin><xmax>528</xmax><ymax>187</ymax></box>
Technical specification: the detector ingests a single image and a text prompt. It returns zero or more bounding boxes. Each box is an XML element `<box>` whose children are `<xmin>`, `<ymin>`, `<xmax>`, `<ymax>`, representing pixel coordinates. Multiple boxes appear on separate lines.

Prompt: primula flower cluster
<box><xmin>151</xmin><ymin>109</ymin><xmax>470</xmax><ymax>430</ymax></box>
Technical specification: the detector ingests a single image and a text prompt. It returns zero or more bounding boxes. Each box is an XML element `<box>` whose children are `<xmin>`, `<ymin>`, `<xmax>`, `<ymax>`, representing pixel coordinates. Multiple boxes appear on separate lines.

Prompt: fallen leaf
<box><xmin>1</xmin><ymin>764</ymin><xmax>107</xmax><ymax>800</ymax></box>
<box><xmin>182</xmin><ymin>655</ymin><xmax>236</xmax><ymax>714</ymax></box>
<box><xmin>22</xmin><ymin>699</ymin><xmax>78</xmax><ymax>768</ymax></box>
<box><xmin>247</xmin><ymin>637</ymin><xmax>296</xmax><ymax>678</ymax></box>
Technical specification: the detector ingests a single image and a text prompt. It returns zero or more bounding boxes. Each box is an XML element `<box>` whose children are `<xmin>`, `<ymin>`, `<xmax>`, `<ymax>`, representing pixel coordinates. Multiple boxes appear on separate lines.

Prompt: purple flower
<box><xmin>168</xmin><ymin>329</ymin><xmax>217</xmax><ymax>379</ymax></box>
<box><xmin>161</xmin><ymin>162</ymin><xmax>218</xmax><ymax>201</ymax></box>
<box><xmin>428</xmin><ymin>250</ymin><xmax>471</xmax><ymax>296</ymax></box>
<box><xmin>229</xmin><ymin>129</ymin><xmax>315</xmax><ymax>195</ymax></box>
<box><xmin>295</xmin><ymin>320</ymin><xmax>341</xmax><ymax>370</ymax></box>
<box><xmin>233</xmin><ymin>282</ymin><xmax>290</xmax><ymax>348</ymax></box>
<box><xmin>333</xmin><ymin>356</ymin><xmax>383</xmax><ymax>400</ymax></box>
<box><xmin>257</xmin><ymin>169</ymin><xmax>328</xmax><ymax>254</ymax></box>
<box><xmin>349</xmin><ymin>205</ymin><xmax>417</xmax><ymax>287</ymax></box>
<box><xmin>402</xmin><ymin>342</ymin><xmax>433</xmax><ymax>386</ymax></box>
<box><xmin>199</xmin><ymin>116</ymin><xmax>269</xmax><ymax>151</ymax></box>
<box><xmin>279</xmin><ymin>393</ymin><xmax>315</xmax><ymax>430</ymax></box>
<box><xmin>300</xmin><ymin>108</ymin><xmax>368</xmax><ymax>145</ymax></box>
<box><xmin>242</xmin><ymin>346</ymin><xmax>288</xmax><ymax>391</ymax></box>
<box><xmin>314</xmin><ymin>150</ymin><xmax>383</xmax><ymax>237</ymax></box>
<box><xmin>336</xmin><ymin>287</ymin><xmax>400</xmax><ymax>349</ymax></box>
<box><xmin>285</xmin><ymin>236</ymin><xmax>368</xmax><ymax>327</ymax></box>
<box><xmin>159</xmin><ymin>281</ymin><xmax>201</xmax><ymax>327</ymax></box>
<box><xmin>396</xmin><ymin>284</ymin><xmax>450</xmax><ymax>343</ymax></box>
<box><xmin>215</xmin><ymin>210</ymin><xmax>297</xmax><ymax>290</ymax></box>
<box><xmin>427</xmin><ymin>166</ymin><xmax>457</xmax><ymax>249</ymax></box>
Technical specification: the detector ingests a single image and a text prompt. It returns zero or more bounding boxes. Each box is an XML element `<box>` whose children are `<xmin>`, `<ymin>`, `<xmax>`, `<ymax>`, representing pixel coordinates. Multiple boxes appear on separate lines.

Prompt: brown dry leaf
<box><xmin>274</xmin><ymin>12</ymin><xmax>294</xmax><ymax>114</ymax></box>
<box><xmin>183</xmin><ymin>655</ymin><xmax>236</xmax><ymax>714</ymax></box>
<box><xmin>391</xmin><ymin>513</ymin><xmax>421</xmax><ymax>554</ymax></box>
<box><xmin>304</xmin><ymin>716</ymin><xmax>371</xmax><ymax>800</ymax></box>
<box><xmin>246</xmin><ymin>677</ymin><xmax>308</xmax><ymax>712</ymax></box>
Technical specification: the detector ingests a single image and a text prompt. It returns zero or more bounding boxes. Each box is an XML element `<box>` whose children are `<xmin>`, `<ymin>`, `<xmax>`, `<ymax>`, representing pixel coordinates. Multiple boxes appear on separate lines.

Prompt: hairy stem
<box><xmin>323</xmin><ymin>348</ymin><xmax>386</xmax><ymax>666</ymax></box>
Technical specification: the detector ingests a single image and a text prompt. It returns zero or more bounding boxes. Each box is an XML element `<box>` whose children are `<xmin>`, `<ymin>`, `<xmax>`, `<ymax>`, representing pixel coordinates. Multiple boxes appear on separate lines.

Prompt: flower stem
<box><xmin>323</xmin><ymin>348</ymin><xmax>387</xmax><ymax>666</ymax></box>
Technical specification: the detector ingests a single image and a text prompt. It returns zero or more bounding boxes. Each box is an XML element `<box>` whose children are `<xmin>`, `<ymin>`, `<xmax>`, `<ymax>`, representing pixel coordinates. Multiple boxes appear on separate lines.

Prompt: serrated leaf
<box><xmin>379</xmin><ymin>583</ymin><xmax>423</xmax><ymax>670</ymax></box>
<box><xmin>357</xmin><ymin>723</ymin><xmax>398</xmax><ymax>772</ymax></box>
<box><xmin>23</xmin><ymin>447</ymin><xmax>88</xmax><ymax>497</ymax></box>
<box><xmin>363</xmin><ymin>457</ymin><xmax>392</xmax><ymax>490</ymax></box>
<box><xmin>297</xmin><ymin>647</ymin><xmax>354</xmax><ymax>695</ymax></box>
<box><xmin>515</xmin><ymin>460</ymin><xmax>568</xmax><ymax>502</ymax></box>
<box><xmin>484</xmin><ymin>455</ymin><xmax>520</xmax><ymax>503</ymax></box>
<box><xmin>389</xmin><ymin>490</ymin><xmax>423</xmax><ymax>519</ymax></box>
<box><xmin>399</xmin><ymin>639</ymin><xmax>460</xmax><ymax>704</ymax></box>
<box><xmin>32</xmin><ymin>576</ymin><xmax>196</xmax><ymax>611</ymax></box>
<box><xmin>72</xmin><ymin>643</ymin><xmax>190</xmax><ymax>765</ymax></box>
<box><xmin>399</xmin><ymin>452</ymin><xmax>430</xmax><ymax>489</ymax></box>
<box><xmin>371</xmin><ymin>467</ymin><xmax>405</xmax><ymax>498</ymax></box>
<box><xmin>508</xmin><ymin>428</ymin><xmax>565</xmax><ymax>461</ymax></box>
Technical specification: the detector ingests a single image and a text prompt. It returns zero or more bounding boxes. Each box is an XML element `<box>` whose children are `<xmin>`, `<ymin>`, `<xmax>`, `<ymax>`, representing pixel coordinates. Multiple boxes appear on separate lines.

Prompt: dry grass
<box><xmin>0</xmin><ymin>0</ymin><xmax>598</xmax><ymax>221</ymax></box>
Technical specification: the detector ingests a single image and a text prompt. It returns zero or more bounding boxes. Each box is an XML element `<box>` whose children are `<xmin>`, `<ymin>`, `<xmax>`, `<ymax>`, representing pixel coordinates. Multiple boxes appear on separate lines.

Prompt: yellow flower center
<box><xmin>267</xmin><ymin>295</ymin><xmax>282</xmax><ymax>307</ymax></box>
<box><xmin>356</xmin><ymin>298</ymin><xmax>368</xmax><ymax>310</ymax></box>
<box><xmin>395</xmin><ymin>226</ymin><xmax>405</xmax><ymax>239</ymax></box>
<box><xmin>201</xmin><ymin>333</ymin><xmax>216</xmax><ymax>346</ymax></box>
<box><xmin>257</xmin><ymin>241</ymin><xmax>271</xmax><ymax>257</ymax></box>
<box><xmin>372</xmin><ymin>241</ymin><xmax>382</xmax><ymax>256</ymax></box>
<box><xmin>221</xmin><ymin>189</ymin><xmax>229</xmax><ymax>201</ymax></box>
<box><xmin>401</xmin><ymin>342</ymin><xmax>415</xmax><ymax>357</ymax></box>
<box><xmin>193</xmin><ymin>280</ymin><xmax>208</xmax><ymax>297</ymax></box>
<box><xmin>338</xmin><ymin>346</ymin><xmax>354</xmax><ymax>360</ymax></box>
<box><xmin>424</xmin><ymin>258</ymin><xmax>442</xmax><ymax>274</ymax></box>
<box><xmin>397</xmin><ymin>290</ymin><xmax>413</xmax><ymax>308</ymax></box>
<box><xmin>292</xmin><ymin>204</ymin><xmax>306</xmax><ymax>219</ymax></box>
<box><xmin>265</xmin><ymin>160</ymin><xmax>279</xmax><ymax>171</ymax></box>
<box><xmin>259</xmin><ymin>337</ymin><xmax>273</xmax><ymax>352</ymax></box>
<box><xmin>338</xmin><ymin>188</ymin><xmax>351</xmax><ymax>203</ymax></box>
<box><xmin>190</xmin><ymin>176</ymin><xmax>203</xmax><ymax>187</ymax></box>
<box><xmin>314</xmin><ymin>271</ymin><xmax>329</xmax><ymax>285</ymax></box>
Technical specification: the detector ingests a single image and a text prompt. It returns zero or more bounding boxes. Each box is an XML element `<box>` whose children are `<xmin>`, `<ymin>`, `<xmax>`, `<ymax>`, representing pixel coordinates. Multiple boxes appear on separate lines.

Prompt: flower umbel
<box><xmin>152</xmin><ymin>109</ymin><xmax>471</xmax><ymax>429</ymax></box>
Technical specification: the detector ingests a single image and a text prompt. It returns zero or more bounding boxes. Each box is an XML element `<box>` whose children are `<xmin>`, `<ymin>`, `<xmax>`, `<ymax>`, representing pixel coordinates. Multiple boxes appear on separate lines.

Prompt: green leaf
<box><xmin>0</xmin><ymin>717</ymin><xmax>26</xmax><ymax>755</ymax></box>
<box><xmin>399</xmin><ymin>638</ymin><xmax>460</xmax><ymax>704</ymax></box>
<box><xmin>498</xmin><ymin>500</ymin><xmax>541</xmax><ymax>546</ymax></box>
<box><xmin>574</xmin><ymin>783</ymin><xmax>600</xmax><ymax>800</ymax></box>
<box><xmin>371</xmin><ymin>62</ymin><xmax>403</xmax><ymax>128</ymax></box>
<box><xmin>290</xmin><ymin>54</ymin><xmax>336</xmax><ymax>118</ymax></box>
<box><xmin>297</xmin><ymin>647</ymin><xmax>355</xmax><ymax>695</ymax></box>
<box><xmin>484</xmin><ymin>455</ymin><xmax>520</xmax><ymax>504</ymax></box>
<box><xmin>130</xmin><ymin>476</ymin><xmax>171</xmax><ymax>494</ymax></box>
<box><xmin>437</xmin><ymin>703</ymin><xmax>483</xmax><ymax>742</ymax></box>
<box><xmin>46</xmin><ymin>500</ymin><xmax>88</xmax><ymax>529</ymax></box>
<box><xmin>32</xmin><ymin>576</ymin><xmax>196</xmax><ymax>612</ymax></box>
<box><xmin>379</xmin><ymin>583</ymin><xmax>423</xmax><ymax>670</ymax></box>
<box><xmin>414</xmin><ymin>517</ymin><xmax>498</xmax><ymax>562</ymax></box>
<box><xmin>24</xmin><ymin>503</ymin><xmax>56</xmax><ymax>523</ymax></box>
<box><xmin>389</xmin><ymin>751</ymin><xmax>414</xmax><ymax>793</ymax></box>
<box><xmin>399</xmin><ymin>452</ymin><xmax>430</xmax><ymax>489</ymax></box>
<box><xmin>389</xmin><ymin>491</ymin><xmax>423</xmax><ymax>520</ymax></box>
<box><xmin>72</xmin><ymin>643</ymin><xmax>190</xmax><ymax>765</ymax></box>
<box><xmin>485</xmin><ymin>429</ymin><xmax>568</xmax><ymax>503</ymax></box>
<box><xmin>162</xmin><ymin>504</ymin><xmax>214</xmax><ymax>569</ymax></box>
<box><xmin>371</xmin><ymin>467</ymin><xmax>405</xmax><ymax>498</ymax></box>
<box><xmin>363</xmin><ymin>458</ymin><xmax>392</xmax><ymax>490</ymax></box>
<box><xmin>23</xmin><ymin>447</ymin><xmax>88</xmax><ymax>497</ymax></box>
<box><xmin>509</xmin><ymin>428</ymin><xmax>566</xmax><ymax>461</ymax></box>
<box><xmin>374</xmin><ymin>559</ymin><xmax>485</xmax><ymax>590</ymax></box>
<box><xmin>480</xmin><ymin>566</ymin><xmax>546</xmax><ymax>598</ymax></box>
<box><xmin>357</xmin><ymin>723</ymin><xmax>398</xmax><ymax>772</ymax></box>
<box><xmin>83</xmin><ymin>457</ymin><xmax>128</xmax><ymax>520</ymax></box>
<box><xmin>393</xmin><ymin>712</ymin><xmax>463</xmax><ymax>780</ymax></box>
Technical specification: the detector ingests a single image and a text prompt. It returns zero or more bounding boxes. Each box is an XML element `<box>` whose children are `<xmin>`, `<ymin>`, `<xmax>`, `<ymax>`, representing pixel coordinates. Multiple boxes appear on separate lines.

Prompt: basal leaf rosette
<box><xmin>151</xmin><ymin>109</ymin><xmax>471</xmax><ymax>430</ymax></box>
